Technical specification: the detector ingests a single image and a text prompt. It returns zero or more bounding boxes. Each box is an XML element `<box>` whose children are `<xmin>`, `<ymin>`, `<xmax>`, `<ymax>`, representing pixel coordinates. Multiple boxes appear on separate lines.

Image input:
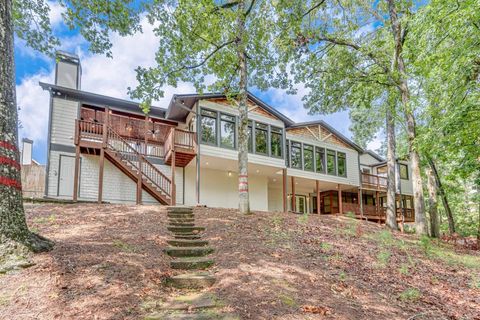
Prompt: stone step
<box><xmin>174</xmin><ymin>234</ymin><xmax>202</xmax><ymax>240</ymax></box>
<box><xmin>167</xmin><ymin>239</ymin><xmax>209</xmax><ymax>247</ymax></box>
<box><xmin>168</xmin><ymin>222</ymin><xmax>195</xmax><ymax>227</ymax></box>
<box><xmin>168</xmin><ymin>218</ymin><xmax>195</xmax><ymax>223</ymax></box>
<box><xmin>168</xmin><ymin>226</ymin><xmax>205</xmax><ymax>233</ymax></box>
<box><xmin>164</xmin><ymin>246</ymin><xmax>214</xmax><ymax>258</ymax></box>
<box><xmin>145</xmin><ymin>312</ymin><xmax>239</xmax><ymax>320</ymax></box>
<box><xmin>167</xmin><ymin>213</ymin><xmax>195</xmax><ymax>219</ymax></box>
<box><xmin>166</xmin><ymin>206</ymin><xmax>193</xmax><ymax>213</ymax></box>
<box><xmin>165</xmin><ymin>272</ymin><xmax>216</xmax><ymax>289</ymax></box>
<box><xmin>170</xmin><ymin>257</ymin><xmax>214</xmax><ymax>270</ymax></box>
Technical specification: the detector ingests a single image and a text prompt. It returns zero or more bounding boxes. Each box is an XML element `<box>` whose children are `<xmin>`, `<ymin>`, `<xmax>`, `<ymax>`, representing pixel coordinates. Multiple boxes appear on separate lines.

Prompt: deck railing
<box><xmin>342</xmin><ymin>202</ymin><xmax>414</xmax><ymax>222</ymax></box>
<box><xmin>165</xmin><ymin>128</ymin><xmax>197</xmax><ymax>155</ymax></box>
<box><xmin>361</xmin><ymin>173</ymin><xmax>387</xmax><ymax>190</ymax></box>
<box><xmin>105</xmin><ymin>126</ymin><xmax>171</xmax><ymax>197</ymax></box>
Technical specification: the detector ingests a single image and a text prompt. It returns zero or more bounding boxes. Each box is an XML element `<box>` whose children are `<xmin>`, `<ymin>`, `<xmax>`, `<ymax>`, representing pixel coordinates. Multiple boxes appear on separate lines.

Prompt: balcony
<box><xmin>361</xmin><ymin>172</ymin><xmax>387</xmax><ymax>190</ymax></box>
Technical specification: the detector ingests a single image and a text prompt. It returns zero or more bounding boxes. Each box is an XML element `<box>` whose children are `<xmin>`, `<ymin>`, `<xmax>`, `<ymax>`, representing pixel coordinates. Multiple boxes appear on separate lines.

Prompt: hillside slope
<box><xmin>0</xmin><ymin>204</ymin><xmax>478</xmax><ymax>319</ymax></box>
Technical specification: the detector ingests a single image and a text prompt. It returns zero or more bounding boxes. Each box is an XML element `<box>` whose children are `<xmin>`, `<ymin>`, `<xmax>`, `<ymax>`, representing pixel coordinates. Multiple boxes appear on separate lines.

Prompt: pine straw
<box><xmin>0</xmin><ymin>204</ymin><xmax>478</xmax><ymax>320</ymax></box>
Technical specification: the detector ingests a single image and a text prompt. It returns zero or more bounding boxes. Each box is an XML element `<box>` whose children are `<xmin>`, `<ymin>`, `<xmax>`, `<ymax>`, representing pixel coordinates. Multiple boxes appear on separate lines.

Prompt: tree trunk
<box><xmin>426</xmin><ymin>167</ymin><xmax>440</xmax><ymax>238</ymax></box>
<box><xmin>385</xmin><ymin>105</ymin><xmax>398</xmax><ymax>230</ymax></box>
<box><xmin>428</xmin><ymin>158</ymin><xmax>455</xmax><ymax>234</ymax></box>
<box><xmin>236</xmin><ymin>0</ymin><xmax>250</xmax><ymax>214</ymax></box>
<box><xmin>0</xmin><ymin>0</ymin><xmax>53</xmax><ymax>260</ymax></box>
<box><xmin>387</xmin><ymin>0</ymin><xmax>427</xmax><ymax>235</ymax></box>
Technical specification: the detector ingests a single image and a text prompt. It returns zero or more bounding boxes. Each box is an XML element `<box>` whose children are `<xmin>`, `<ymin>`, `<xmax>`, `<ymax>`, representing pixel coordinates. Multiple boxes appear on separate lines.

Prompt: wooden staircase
<box><xmin>103</xmin><ymin>126</ymin><xmax>172</xmax><ymax>205</ymax></box>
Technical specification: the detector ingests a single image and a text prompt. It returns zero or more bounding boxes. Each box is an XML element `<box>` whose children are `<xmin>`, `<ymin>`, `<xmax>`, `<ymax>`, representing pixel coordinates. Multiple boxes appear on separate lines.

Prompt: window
<box><xmin>286</xmin><ymin>140</ymin><xmax>290</xmax><ymax>167</ymax></box>
<box><xmin>399</xmin><ymin>164</ymin><xmax>408</xmax><ymax>180</ymax></box>
<box><xmin>315</xmin><ymin>147</ymin><xmax>325</xmax><ymax>173</ymax></box>
<box><xmin>337</xmin><ymin>152</ymin><xmax>346</xmax><ymax>177</ymax></box>
<box><xmin>255</xmin><ymin>122</ymin><xmax>268</xmax><ymax>154</ymax></box>
<box><xmin>327</xmin><ymin>149</ymin><xmax>336</xmax><ymax>175</ymax></box>
<box><xmin>270</xmin><ymin>126</ymin><xmax>283</xmax><ymax>158</ymax></box>
<box><xmin>201</xmin><ymin>109</ymin><xmax>217</xmax><ymax>144</ymax></box>
<box><xmin>220</xmin><ymin>114</ymin><xmax>235</xmax><ymax>148</ymax></box>
<box><xmin>303</xmin><ymin>144</ymin><xmax>314</xmax><ymax>171</ymax></box>
<box><xmin>377</xmin><ymin>165</ymin><xmax>387</xmax><ymax>175</ymax></box>
<box><xmin>247</xmin><ymin>121</ymin><xmax>253</xmax><ymax>152</ymax></box>
<box><xmin>362</xmin><ymin>168</ymin><xmax>371</xmax><ymax>174</ymax></box>
<box><xmin>290</xmin><ymin>142</ymin><xmax>302</xmax><ymax>169</ymax></box>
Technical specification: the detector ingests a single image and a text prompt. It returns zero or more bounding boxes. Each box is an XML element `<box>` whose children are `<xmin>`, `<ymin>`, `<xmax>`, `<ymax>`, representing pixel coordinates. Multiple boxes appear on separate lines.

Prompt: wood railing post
<box><xmin>137</xmin><ymin>154</ymin><xmax>142</xmax><ymax>205</ymax></box>
<box><xmin>171</xmin><ymin>150</ymin><xmax>176</xmax><ymax>205</ymax></box>
<box><xmin>291</xmin><ymin>176</ymin><xmax>296</xmax><ymax>213</ymax></box>
<box><xmin>316</xmin><ymin>180</ymin><xmax>320</xmax><ymax>214</ymax></box>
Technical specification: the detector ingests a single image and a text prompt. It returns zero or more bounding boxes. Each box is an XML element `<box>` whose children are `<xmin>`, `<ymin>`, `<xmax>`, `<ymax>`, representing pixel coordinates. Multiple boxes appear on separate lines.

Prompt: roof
<box><xmin>287</xmin><ymin>120</ymin><xmax>364</xmax><ymax>152</ymax></box>
<box><xmin>364</xmin><ymin>150</ymin><xmax>384</xmax><ymax>162</ymax></box>
<box><xmin>39</xmin><ymin>82</ymin><xmax>168</xmax><ymax>120</ymax></box>
<box><xmin>165</xmin><ymin>92</ymin><xmax>295</xmax><ymax>125</ymax></box>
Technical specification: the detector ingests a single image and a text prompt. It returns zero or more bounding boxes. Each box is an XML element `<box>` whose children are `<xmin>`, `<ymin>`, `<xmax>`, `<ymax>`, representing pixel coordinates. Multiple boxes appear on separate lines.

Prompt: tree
<box><xmin>277</xmin><ymin>0</ymin><xmax>425</xmax><ymax>232</ymax></box>
<box><xmin>1</xmin><ymin>0</ymin><xmax>140</xmax><ymax>270</ymax></box>
<box><xmin>129</xmin><ymin>0</ymin><xmax>291</xmax><ymax>214</ymax></box>
<box><xmin>425</xmin><ymin>166</ymin><xmax>440</xmax><ymax>238</ymax></box>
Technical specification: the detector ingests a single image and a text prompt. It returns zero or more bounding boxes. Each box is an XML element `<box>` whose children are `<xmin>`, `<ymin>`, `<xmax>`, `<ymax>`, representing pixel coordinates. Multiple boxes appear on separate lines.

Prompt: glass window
<box><xmin>315</xmin><ymin>147</ymin><xmax>325</xmax><ymax>173</ymax></box>
<box><xmin>304</xmin><ymin>144</ymin><xmax>314</xmax><ymax>171</ymax></box>
<box><xmin>400</xmin><ymin>164</ymin><xmax>408</xmax><ymax>179</ymax></box>
<box><xmin>270</xmin><ymin>126</ymin><xmax>283</xmax><ymax>158</ymax></box>
<box><xmin>200</xmin><ymin>109</ymin><xmax>217</xmax><ymax>144</ymax></box>
<box><xmin>290</xmin><ymin>142</ymin><xmax>302</xmax><ymax>169</ymax></box>
<box><xmin>220</xmin><ymin>114</ymin><xmax>235</xmax><ymax>148</ymax></box>
<box><xmin>337</xmin><ymin>152</ymin><xmax>346</xmax><ymax>177</ymax></box>
<box><xmin>377</xmin><ymin>165</ymin><xmax>387</xmax><ymax>175</ymax></box>
<box><xmin>247</xmin><ymin>121</ymin><xmax>253</xmax><ymax>152</ymax></box>
<box><xmin>327</xmin><ymin>149</ymin><xmax>336</xmax><ymax>175</ymax></box>
<box><xmin>255</xmin><ymin>122</ymin><xmax>268</xmax><ymax>154</ymax></box>
<box><xmin>286</xmin><ymin>140</ymin><xmax>290</xmax><ymax>167</ymax></box>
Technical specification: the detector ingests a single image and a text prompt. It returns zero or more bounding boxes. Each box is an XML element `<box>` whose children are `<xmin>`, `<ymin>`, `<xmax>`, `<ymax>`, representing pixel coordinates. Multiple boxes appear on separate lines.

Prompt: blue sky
<box><xmin>14</xmin><ymin>2</ymin><xmax>380</xmax><ymax>164</ymax></box>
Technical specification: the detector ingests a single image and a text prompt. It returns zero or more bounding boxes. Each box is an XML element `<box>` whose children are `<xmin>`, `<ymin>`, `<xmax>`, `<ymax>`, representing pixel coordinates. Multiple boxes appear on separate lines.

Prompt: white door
<box><xmin>58</xmin><ymin>155</ymin><xmax>75</xmax><ymax>197</ymax></box>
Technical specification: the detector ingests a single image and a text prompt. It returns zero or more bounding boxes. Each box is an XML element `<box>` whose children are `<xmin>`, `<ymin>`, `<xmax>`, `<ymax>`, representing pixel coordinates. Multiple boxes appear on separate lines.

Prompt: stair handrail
<box><xmin>105</xmin><ymin>125</ymin><xmax>172</xmax><ymax>197</ymax></box>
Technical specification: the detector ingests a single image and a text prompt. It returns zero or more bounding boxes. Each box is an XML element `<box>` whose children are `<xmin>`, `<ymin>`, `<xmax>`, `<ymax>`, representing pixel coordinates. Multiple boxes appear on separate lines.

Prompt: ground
<box><xmin>0</xmin><ymin>203</ymin><xmax>479</xmax><ymax>320</ymax></box>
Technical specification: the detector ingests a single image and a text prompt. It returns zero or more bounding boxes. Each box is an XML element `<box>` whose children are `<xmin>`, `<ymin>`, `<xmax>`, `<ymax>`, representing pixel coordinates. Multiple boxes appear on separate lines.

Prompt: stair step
<box><xmin>168</xmin><ymin>222</ymin><xmax>195</xmax><ymax>227</ymax></box>
<box><xmin>167</xmin><ymin>206</ymin><xmax>193</xmax><ymax>214</ymax></box>
<box><xmin>168</xmin><ymin>226</ymin><xmax>205</xmax><ymax>233</ymax></box>
<box><xmin>164</xmin><ymin>246</ymin><xmax>214</xmax><ymax>258</ymax></box>
<box><xmin>174</xmin><ymin>234</ymin><xmax>202</xmax><ymax>240</ymax></box>
<box><xmin>167</xmin><ymin>239</ymin><xmax>208</xmax><ymax>247</ymax></box>
<box><xmin>168</xmin><ymin>219</ymin><xmax>195</xmax><ymax>224</ymax></box>
<box><xmin>168</xmin><ymin>213</ymin><xmax>194</xmax><ymax>219</ymax></box>
<box><xmin>145</xmin><ymin>312</ymin><xmax>239</xmax><ymax>320</ymax></box>
<box><xmin>170</xmin><ymin>257</ymin><xmax>214</xmax><ymax>270</ymax></box>
<box><xmin>165</xmin><ymin>272</ymin><xmax>216</xmax><ymax>289</ymax></box>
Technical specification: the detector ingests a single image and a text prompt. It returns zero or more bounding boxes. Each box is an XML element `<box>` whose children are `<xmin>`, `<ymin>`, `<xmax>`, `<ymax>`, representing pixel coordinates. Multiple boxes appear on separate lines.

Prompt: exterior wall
<box><xmin>399</xmin><ymin>161</ymin><xmax>413</xmax><ymax>195</ymax></box>
<box><xmin>360</xmin><ymin>153</ymin><xmax>381</xmax><ymax>166</ymax></box>
<box><xmin>285</xmin><ymin>133</ymin><xmax>360</xmax><ymax>187</ymax></box>
<box><xmin>184</xmin><ymin>164</ymin><xmax>269</xmax><ymax>211</ymax></box>
<box><xmin>267</xmin><ymin>184</ymin><xmax>283</xmax><ymax>212</ymax></box>
<box><xmin>21</xmin><ymin>164</ymin><xmax>46</xmax><ymax>198</ymax></box>
<box><xmin>50</xmin><ymin>97</ymin><xmax>78</xmax><ymax>147</ymax></box>
<box><xmin>287</xmin><ymin>125</ymin><xmax>351</xmax><ymax>149</ymax></box>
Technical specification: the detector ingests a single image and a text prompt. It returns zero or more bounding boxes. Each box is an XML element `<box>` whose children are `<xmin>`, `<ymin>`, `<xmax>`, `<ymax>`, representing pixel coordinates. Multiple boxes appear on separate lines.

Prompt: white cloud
<box><xmin>48</xmin><ymin>1</ymin><xmax>65</xmax><ymax>27</ymax></box>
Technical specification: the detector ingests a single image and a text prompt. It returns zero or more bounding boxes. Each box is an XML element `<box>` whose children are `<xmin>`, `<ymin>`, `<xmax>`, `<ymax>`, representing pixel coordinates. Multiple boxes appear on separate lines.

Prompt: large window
<box><xmin>270</xmin><ymin>126</ymin><xmax>283</xmax><ymax>158</ymax></box>
<box><xmin>201</xmin><ymin>109</ymin><xmax>217</xmax><ymax>144</ymax></box>
<box><xmin>220</xmin><ymin>113</ymin><xmax>235</xmax><ymax>148</ymax></box>
<box><xmin>304</xmin><ymin>144</ymin><xmax>314</xmax><ymax>171</ymax></box>
<box><xmin>327</xmin><ymin>149</ymin><xmax>336</xmax><ymax>175</ymax></box>
<box><xmin>247</xmin><ymin>120</ymin><xmax>253</xmax><ymax>152</ymax></box>
<box><xmin>337</xmin><ymin>152</ymin><xmax>346</xmax><ymax>177</ymax></box>
<box><xmin>399</xmin><ymin>164</ymin><xmax>408</xmax><ymax>179</ymax></box>
<box><xmin>290</xmin><ymin>142</ymin><xmax>302</xmax><ymax>169</ymax></box>
<box><xmin>315</xmin><ymin>147</ymin><xmax>325</xmax><ymax>173</ymax></box>
<box><xmin>255</xmin><ymin>122</ymin><xmax>268</xmax><ymax>154</ymax></box>
<box><xmin>286</xmin><ymin>140</ymin><xmax>290</xmax><ymax>167</ymax></box>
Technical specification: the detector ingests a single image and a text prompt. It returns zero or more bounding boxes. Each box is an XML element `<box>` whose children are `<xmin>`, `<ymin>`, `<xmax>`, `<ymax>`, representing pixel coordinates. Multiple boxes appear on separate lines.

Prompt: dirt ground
<box><xmin>0</xmin><ymin>203</ymin><xmax>479</xmax><ymax>320</ymax></box>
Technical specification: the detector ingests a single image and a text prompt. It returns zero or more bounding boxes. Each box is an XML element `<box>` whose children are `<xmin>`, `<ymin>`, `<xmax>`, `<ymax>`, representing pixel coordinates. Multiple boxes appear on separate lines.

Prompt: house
<box><xmin>40</xmin><ymin>51</ymin><xmax>415</xmax><ymax>223</ymax></box>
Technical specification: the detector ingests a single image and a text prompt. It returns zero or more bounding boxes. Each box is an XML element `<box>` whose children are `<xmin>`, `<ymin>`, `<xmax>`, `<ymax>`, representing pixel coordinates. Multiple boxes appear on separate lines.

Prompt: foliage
<box><xmin>398</xmin><ymin>288</ymin><xmax>421</xmax><ymax>302</ymax></box>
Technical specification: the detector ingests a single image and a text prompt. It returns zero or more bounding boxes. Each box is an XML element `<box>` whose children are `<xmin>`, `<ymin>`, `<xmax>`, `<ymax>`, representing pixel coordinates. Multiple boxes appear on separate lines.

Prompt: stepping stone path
<box><xmin>144</xmin><ymin>206</ymin><xmax>239</xmax><ymax>319</ymax></box>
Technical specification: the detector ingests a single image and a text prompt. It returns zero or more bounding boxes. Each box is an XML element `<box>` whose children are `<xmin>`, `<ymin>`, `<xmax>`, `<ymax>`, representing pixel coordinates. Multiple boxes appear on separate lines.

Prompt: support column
<box><xmin>399</xmin><ymin>193</ymin><xmax>405</xmax><ymax>232</ymax></box>
<box><xmin>316</xmin><ymin>180</ymin><xmax>320</xmax><ymax>214</ymax></box>
<box><xmin>144</xmin><ymin>116</ymin><xmax>150</xmax><ymax>156</ymax></box>
<box><xmin>376</xmin><ymin>191</ymin><xmax>380</xmax><ymax>224</ymax></box>
<box><xmin>171</xmin><ymin>150</ymin><xmax>176</xmax><ymax>205</ymax></box>
<box><xmin>73</xmin><ymin>145</ymin><xmax>80</xmax><ymax>202</ymax></box>
<box><xmin>282</xmin><ymin>168</ymin><xmax>287</xmax><ymax>213</ymax></box>
<box><xmin>291</xmin><ymin>176</ymin><xmax>296</xmax><ymax>213</ymax></box>
<box><xmin>98</xmin><ymin>107</ymin><xmax>109</xmax><ymax>204</ymax></box>
<box><xmin>136</xmin><ymin>155</ymin><xmax>142</xmax><ymax>204</ymax></box>
<box><xmin>338</xmin><ymin>184</ymin><xmax>342</xmax><ymax>215</ymax></box>
<box><xmin>358</xmin><ymin>188</ymin><xmax>364</xmax><ymax>218</ymax></box>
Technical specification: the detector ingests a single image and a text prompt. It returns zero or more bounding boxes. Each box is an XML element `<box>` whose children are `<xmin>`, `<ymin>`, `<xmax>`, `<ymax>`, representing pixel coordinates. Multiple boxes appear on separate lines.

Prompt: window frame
<box><xmin>303</xmin><ymin>144</ymin><xmax>314</xmax><ymax>171</ymax></box>
<box><xmin>199</xmin><ymin>108</ymin><xmax>218</xmax><ymax>146</ymax></box>
<box><xmin>315</xmin><ymin>146</ymin><xmax>325</xmax><ymax>174</ymax></box>
<box><xmin>399</xmin><ymin>163</ymin><xmax>409</xmax><ymax>180</ymax></box>
<box><xmin>254</xmin><ymin>122</ymin><xmax>269</xmax><ymax>155</ymax></box>
<box><xmin>326</xmin><ymin>149</ymin><xmax>337</xmax><ymax>175</ymax></box>
<box><xmin>290</xmin><ymin>141</ymin><xmax>302</xmax><ymax>169</ymax></box>
<box><xmin>219</xmin><ymin>113</ymin><xmax>236</xmax><ymax>149</ymax></box>
<box><xmin>337</xmin><ymin>152</ymin><xmax>347</xmax><ymax>177</ymax></box>
<box><xmin>270</xmin><ymin>126</ymin><xmax>283</xmax><ymax>158</ymax></box>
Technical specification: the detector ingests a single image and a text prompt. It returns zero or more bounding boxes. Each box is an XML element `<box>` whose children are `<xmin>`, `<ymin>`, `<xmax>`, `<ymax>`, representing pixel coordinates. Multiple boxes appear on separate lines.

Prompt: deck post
<box><xmin>282</xmin><ymin>169</ymin><xmax>287</xmax><ymax>213</ymax></box>
<box><xmin>338</xmin><ymin>184</ymin><xmax>342</xmax><ymax>215</ymax></box>
<box><xmin>98</xmin><ymin>107</ymin><xmax>109</xmax><ymax>204</ymax></box>
<box><xmin>144</xmin><ymin>116</ymin><xmax>149</xmax><ymax>156</ymax></box>
<box><xmin>136</xmin><ymin>154</ymin><xmax>142</xmax><ymax>205</ymax></box>
<box><xmin>376</xmin><ymin>191</ymin><xmax>380</xmax><ymax>224</ymax></box>
<box><xmin>316</xmin><ymin>180</ymin><xmax>320</xmax><ymax>214</ymax></box>
<box><xmin>171</xmin><ymin>150</ymin><xmax>176</xmax><ymax>205</ymax></box>
<box><xmin>73</xmin><ymin>145</ymin><xmax>80</xmax><ymax>202</ymax></box>
<box><xmin>358</xmin><ymin>188</ymin><xmax>364</xmax><ymax>219</ymax></box>
<box><xmin>291</xmin><ymin>176</ymin><xmax>296</xmax><ymax>213</ymax></box>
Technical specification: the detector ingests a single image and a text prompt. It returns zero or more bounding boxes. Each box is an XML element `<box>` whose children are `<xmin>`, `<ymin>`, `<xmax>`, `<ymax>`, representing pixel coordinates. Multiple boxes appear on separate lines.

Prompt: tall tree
<box><xmin>129</xmin><ymin>0</ymin><xmax>291</xmax><ymax>214</ymax></box>
<box><xmin>277</xmin><ymin>0</ymin><xmax>425</xmax><ymax>232</ymax></box>
<box><xmin>425</xmin><ymin>166</ymin><xmax>440</xmax><ymax>238</ymax></box>
<box><xmin>1</xmin><ymin>0</ymin><xmax>140</xmax><ymax>270</ymax></box>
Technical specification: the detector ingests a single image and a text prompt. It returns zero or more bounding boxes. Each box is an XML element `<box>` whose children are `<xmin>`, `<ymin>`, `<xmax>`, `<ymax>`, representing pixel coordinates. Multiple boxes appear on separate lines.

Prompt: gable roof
<box><xmin>364</xmin><ymin>150</ymin><xmax>384</xmax><ymax>162</ymax></box>
<box><xmin>165</xmin><ymin>92</ymin><xmax>294</xmax><ymax>125</ymax></box>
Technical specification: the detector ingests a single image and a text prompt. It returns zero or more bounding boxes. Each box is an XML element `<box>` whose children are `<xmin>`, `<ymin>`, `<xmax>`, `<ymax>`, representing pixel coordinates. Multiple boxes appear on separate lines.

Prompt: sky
<box><xmin>14</xmin><ymin>2</ymin><xmax>382</xmax><ymax>164</ymax></box>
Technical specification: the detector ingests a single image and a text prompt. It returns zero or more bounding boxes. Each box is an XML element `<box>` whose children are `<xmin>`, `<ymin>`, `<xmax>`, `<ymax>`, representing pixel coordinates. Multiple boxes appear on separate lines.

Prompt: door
<box><xmin>296</xmin><ymin>196</ymin><xmax>307</xmax><ymax>214</ymax></box>
<box><xmin>58</xmin><ymin>155</ymin><xmax>75</xmax><ymax>197</ymax></box>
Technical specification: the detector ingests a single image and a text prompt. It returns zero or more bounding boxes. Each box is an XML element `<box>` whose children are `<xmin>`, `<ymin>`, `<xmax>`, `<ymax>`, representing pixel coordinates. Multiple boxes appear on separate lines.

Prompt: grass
<box><xmin>112</xmin><ymin>239</ymin><xmax>137</xmax><ymax>253</ymax></box>
<box><xmin>399</xmin><ymin>263</ymin><xmax>409</xmax><ymax>275</ymax></box>
<box><xmin>398</xmin><ymin>288</ymin><xmax>421</xmax><ymax>302</ymax></box>
<box><xmin>277</xmin><ymin>293</ymin><xmax>297</xmax><ymax>307</ymax></box>
<box><xmin>297</xmin><ymin>213</ymin><xmax>309</xmax><ymax>225</ymax></box>
<box><xmin>33</xmin><ymin>214</ymin><xmax>56</xmax><ymax>224</ymax></box>
<box><xmin>264</xmin><ymin>214</ymin><xmax>292</xmax><ymax>247</ymax></box>
<box><xmin>376</xmin><ymin>250</ymin><xmax>391</xmax><ymax>267</ymax></box>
